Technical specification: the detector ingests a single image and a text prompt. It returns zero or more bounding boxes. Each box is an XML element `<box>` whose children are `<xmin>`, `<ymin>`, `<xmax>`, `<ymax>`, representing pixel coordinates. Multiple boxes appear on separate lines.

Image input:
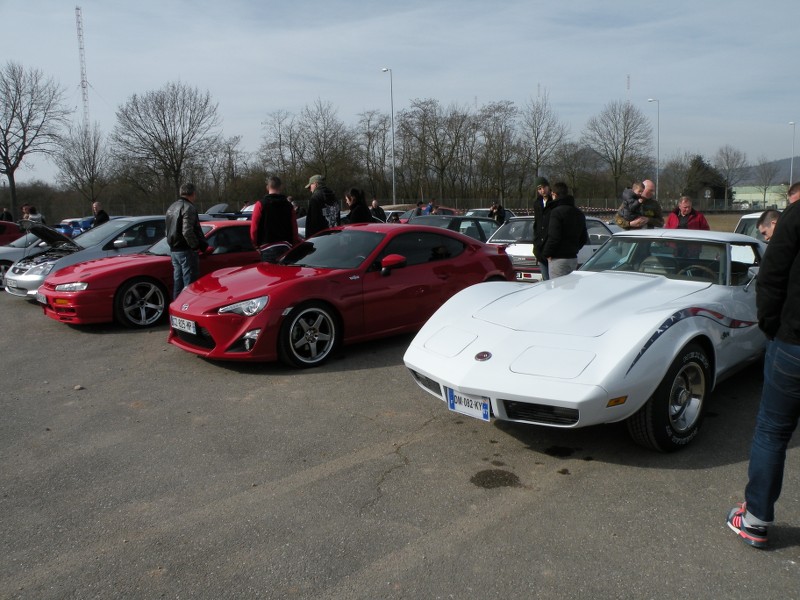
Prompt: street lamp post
<box><xmin>648</xmin><ymin>98</ymin><xmax>660</xmax><ymax>202</ymax></box>
<box><xmin>382</xmin><ymin>67</ymin><xmax>396</xmax><ymax>204</ymax></box>
<box><xmin>790</xmin><ymin>121</ymin><xmax>796</xmax><ymax>186</ymax></box>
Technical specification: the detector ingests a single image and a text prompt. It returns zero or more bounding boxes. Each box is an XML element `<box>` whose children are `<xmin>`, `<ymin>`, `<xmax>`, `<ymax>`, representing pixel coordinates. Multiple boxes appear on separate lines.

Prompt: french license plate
<box><xmin>446</xmin><ymin>388</ymin><xmax>490</xmax><ymax>422</ymax></box>
<box><xmin>35</xmin><ymin>291</ymin><xmax>46</xmax><ymax>304</ymax></box>
<box><xmin>171</xmin><ymin>315</ymin><xmax>196</xmax><ymax>335</ymax></box>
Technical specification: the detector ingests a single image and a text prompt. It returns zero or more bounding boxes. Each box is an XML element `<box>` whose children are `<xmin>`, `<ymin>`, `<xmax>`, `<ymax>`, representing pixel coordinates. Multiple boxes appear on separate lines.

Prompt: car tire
<box><xmin>114</xmin><ymin>277</ymin><xmax>169</xmax><ymax>328</ymax></box>
<box><xmin>278</xmin><ymin>301</ymin><xmax>339</xmax><ymax>368</ymax></box>
<box><xmin>626</xmin><ymin>342</ymin><xmax>710</xmax><ymax>452</ymax></box>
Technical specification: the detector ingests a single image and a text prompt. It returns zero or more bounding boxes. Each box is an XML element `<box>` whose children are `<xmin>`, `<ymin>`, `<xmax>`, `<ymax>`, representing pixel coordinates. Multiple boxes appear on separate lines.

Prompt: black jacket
<box><xmin>166</xmin><ymin>197</ymin><xmax>207</xmax><ymax>251</ymax></box>
<box><xmin>757</xmin><ymin>200</ymin><xmax>800</xmax><ymax>343</ymax></box>
<box><xmin>305</xmin><ymin>185</ymin><xmax>340</xmax><ymax>238</ymax></box>
<box><xmin>347</xmin><ymin>201</ymin><xmax>373</xmax><ymax>224</ymax></box>
<box><xmin>532</xmin><ymin>194</ymin><xmax>547</xmax><ymax>259</ymax></box>
<box><xmin>540</xmin><ymin>195</ymin><xmax>588</xmax><ymax>259</ymax></box>
<box><xmin>253</xmin><ymin>193</ymin><xmax>295</xmax><ymax>245</ymax></box>
<box><xmin>93</xmin><ymin>210</ymin><xmax>109</xmax><ymax>228</ymax></box>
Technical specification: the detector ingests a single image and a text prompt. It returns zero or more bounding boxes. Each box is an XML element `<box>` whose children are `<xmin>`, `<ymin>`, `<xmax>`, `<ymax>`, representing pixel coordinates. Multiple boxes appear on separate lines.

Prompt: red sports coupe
<box><xmin>168</xmin><ymin>223</ymin><xmax>513</xmax><ymax>368</ymax></box>
<box><xmin>39</xmin><ymin>221</ymin><xmax>261</xmax><ymax>328</ymax></box>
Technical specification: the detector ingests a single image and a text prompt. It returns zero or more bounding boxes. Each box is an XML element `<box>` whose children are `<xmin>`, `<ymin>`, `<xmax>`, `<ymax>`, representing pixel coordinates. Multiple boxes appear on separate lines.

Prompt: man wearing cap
<box><xmin>532</xmin><ymin>176</ymin><xmax>552</xmax><ymax>280</ymax></box>
<box><xmin>304</xmin><ymin>174</ymin><xmax>339</xmax><ymax>238</ymax></box>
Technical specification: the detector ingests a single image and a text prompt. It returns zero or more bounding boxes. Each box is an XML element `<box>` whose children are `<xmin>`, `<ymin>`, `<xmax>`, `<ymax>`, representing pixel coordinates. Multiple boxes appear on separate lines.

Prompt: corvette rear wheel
<box><xmin>626</xmin><ymin>343</ymin><xmax>710</xmax><ymax>452</ymax></box>
<box><xmin>278</xmin><ymin>302</ymin><xmax>339</xmax><ymax>368</ymax></box>
<box><xmin>114</xmin><ymin>277</ymin><xmax>169</xmax><ymax>328</ymax></box>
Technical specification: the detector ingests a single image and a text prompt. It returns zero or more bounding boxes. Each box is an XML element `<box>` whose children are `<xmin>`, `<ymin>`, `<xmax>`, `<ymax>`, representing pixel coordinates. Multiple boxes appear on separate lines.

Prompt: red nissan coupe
<box><xmin>168</xmin><ymin>223</ymin><xmax>513</xmax><ymax>368</ymax></box>
<box><xmin>39</xmin><ymin>221</ymin><xmax>261</xmax><ymax>328</ymax></box>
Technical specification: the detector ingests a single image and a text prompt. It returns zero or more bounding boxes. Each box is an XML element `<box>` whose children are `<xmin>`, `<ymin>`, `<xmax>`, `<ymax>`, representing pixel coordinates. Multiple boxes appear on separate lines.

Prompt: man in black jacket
<box><xmin>92</xmin><ymin>202</ymin><xmax>110</xmax><ymax>228</ymax></box>
<box><xmin>727</xmin><ymin>194</ymin><xmax>800</xmax><ymax>549</ymax></box>
<box><xmin>304</xmin><ymin>175</ymin><xmax>339</xmax><ymax>238</ymax></box>
<box><xmin>165</xmin><ymin>183</ymin><xmax>208</xmax><ymax>298</ymax></box>
<box><xmin>540</xmin><ymin>182</ymin><xmax>588</xmax><ymax>279</ymax></box>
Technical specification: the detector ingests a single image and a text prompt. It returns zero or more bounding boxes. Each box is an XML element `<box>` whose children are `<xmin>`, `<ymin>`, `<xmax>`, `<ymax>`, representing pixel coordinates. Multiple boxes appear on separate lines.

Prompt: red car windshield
<box><xmin>281</xmin><ymin>229</ymin><xmax>385</xmax><ymax>269</ymax></box>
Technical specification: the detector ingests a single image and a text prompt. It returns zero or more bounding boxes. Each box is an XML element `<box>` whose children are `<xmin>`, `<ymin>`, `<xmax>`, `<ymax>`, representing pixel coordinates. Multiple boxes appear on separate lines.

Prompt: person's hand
<box><xmin>629</xmin><ymin>216</ymin><xmax>648</xmax><ymax>228</ymax></box>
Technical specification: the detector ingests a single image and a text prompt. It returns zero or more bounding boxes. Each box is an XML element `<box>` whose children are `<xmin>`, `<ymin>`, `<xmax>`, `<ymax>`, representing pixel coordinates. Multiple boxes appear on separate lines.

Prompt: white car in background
<box><xmin>486</xmin><ymin>216</ymin><xmax>619</xmax><ymax>282</ymax></box>
<box><xmin>404</xmin><ymin>229</ymin><xmax>766</xmax><ymax>452</ymax></box>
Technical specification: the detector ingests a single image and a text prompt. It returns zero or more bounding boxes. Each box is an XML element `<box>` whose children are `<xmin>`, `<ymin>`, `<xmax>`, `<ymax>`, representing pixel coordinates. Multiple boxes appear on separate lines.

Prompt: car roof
<box><xmin>612</xmin><ymin>228</ymin><xmax>761</xmax><ymax>244</ymax></box>
<box><xmin>409</xmin><ymin>214</ymin><xmax>495</xmax><ymax>222</ymax></box>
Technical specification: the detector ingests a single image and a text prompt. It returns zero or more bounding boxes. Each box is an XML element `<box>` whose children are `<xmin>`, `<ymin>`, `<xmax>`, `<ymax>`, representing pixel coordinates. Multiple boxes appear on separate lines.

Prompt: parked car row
<box><xmin>1</xmin><ymin>209</ymin><xmax>769</xmax><ymax>453</ymax></box>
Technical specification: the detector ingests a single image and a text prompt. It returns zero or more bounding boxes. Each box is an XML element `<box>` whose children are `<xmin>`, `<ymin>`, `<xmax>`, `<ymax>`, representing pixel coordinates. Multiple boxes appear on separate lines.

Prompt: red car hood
<box><xmin>46</xmin><ymin>253</ymin><xmax>167</xmax><ymax>283</ymax></box>
<box><xmin>175</xmin><ymin>263</ymin><xmax>333</xmax><ymax>308</ymax></box>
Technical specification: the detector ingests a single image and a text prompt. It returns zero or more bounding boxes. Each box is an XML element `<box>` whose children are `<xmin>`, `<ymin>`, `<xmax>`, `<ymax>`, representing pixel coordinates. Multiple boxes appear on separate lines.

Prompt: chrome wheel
<box><xmin>667</xmin><ymin>362</ymin><xmax>706</xmax><ymax>433</ymax></box>
<box><xmin>279</xmin><ymin>303</ymin><xmax>338</xmax><ymax>368</ymax></box>
<box><xmin>115</xmin><ymin>278</ymin><xmax>168</xmax><ymax>328</ymax></box>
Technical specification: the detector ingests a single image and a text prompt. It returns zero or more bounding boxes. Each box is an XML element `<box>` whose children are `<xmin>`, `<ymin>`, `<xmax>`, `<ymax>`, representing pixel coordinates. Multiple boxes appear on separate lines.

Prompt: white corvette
<box><xmin>404</xmin><ymin>229</ymin><xmax>767</xmax><ymax>451</ymax></box>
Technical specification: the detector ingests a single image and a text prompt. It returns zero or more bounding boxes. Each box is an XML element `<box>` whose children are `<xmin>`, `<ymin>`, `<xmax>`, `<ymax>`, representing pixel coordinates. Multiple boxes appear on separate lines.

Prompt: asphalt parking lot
<box><xmin>1</xmin><ymin>291</ymin><xmax>798</xmax><ymax>599</ymax></box>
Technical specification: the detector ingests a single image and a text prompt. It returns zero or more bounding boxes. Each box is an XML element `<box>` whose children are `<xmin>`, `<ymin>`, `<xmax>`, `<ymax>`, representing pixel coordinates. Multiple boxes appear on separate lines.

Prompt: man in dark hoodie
<box><xmin>540</xmin><ymin>181</ymin><xmax>588</xmax><ymax>278</ymax></box>
<box><xmin>250</xmin><ymin>176</ymin><xmax>299</xmax><ymax>248</ymax></box>
<box><xmin>304</xmin><ymin>174</ymin><xmax>340</xmax><ymax>238</ymax></box>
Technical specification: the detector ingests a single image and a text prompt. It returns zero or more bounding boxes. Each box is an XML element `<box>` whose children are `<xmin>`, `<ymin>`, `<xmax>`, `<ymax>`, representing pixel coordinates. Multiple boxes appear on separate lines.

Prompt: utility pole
<box><xmin>75</xmin><ymin>6</ymin><xmax>90</xmax><ymax>130</ymax></box>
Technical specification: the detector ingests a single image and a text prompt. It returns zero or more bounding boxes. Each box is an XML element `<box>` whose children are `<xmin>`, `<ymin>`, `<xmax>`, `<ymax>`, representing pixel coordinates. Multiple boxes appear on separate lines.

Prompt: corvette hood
<box><xmin>473</xmin><ymin>272</ymin><xmax>710</xmax><ymax>337</ymax></box>
<box><xmin>46</xmin><ymin>252</ymin><xmax>164</xmax><ymax>282</ymax></box>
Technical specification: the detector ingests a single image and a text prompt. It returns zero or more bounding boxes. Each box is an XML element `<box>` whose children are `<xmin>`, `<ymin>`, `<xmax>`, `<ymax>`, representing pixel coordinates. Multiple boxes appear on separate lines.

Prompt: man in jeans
<box><xmin>727</xmin><ymin>191</ymin><xmax>800</xmax><ymax>549</ymax></box>
<box><xmin>166</xmin><ymin>183</ymin><xmax>208</xmax><ymax>298</ymax></box>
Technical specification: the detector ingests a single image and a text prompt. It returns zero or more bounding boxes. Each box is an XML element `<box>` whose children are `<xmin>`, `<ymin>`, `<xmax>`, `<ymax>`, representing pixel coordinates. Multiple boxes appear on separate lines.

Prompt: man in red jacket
<box><xmin>664</xmin><ymin>196</ymin><xmax>710</xmax><ymax>230</ymax></box>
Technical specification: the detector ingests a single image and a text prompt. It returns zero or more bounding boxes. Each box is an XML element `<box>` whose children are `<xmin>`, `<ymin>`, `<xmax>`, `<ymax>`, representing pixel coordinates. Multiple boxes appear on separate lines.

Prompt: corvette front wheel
<box><xmin>627</xmin><ymin>343</ymin><xmax>710</xmax><ymax>452</ymax></box>
<box><xmin>278</xmin><ymin>302</ymin><xmax>339</xmax><ymax>368</ymax></box>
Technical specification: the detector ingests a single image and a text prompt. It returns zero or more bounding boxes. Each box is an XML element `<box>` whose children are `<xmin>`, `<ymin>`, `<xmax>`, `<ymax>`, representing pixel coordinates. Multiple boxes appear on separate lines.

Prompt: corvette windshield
<box><xmin>281</xmin><ymin>230</ymin><xmax>385</xmax><ymax>269</ymax></box>
<box><xmin>581</xmin><ymin>236</ymin><xmax>730</xmax><ymax>284</ymax></box>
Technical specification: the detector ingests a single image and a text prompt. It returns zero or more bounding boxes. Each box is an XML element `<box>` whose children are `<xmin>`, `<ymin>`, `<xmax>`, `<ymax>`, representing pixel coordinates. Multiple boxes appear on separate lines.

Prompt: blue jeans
<box><xmin>744</xmin><ymin>339</ymin><xmax>800</xmax><ymax>523</ymax></box>
<box><xmin>171</xmin><ymin>250</ymin><xmax>199</xmax><ymax>299</ymax></box>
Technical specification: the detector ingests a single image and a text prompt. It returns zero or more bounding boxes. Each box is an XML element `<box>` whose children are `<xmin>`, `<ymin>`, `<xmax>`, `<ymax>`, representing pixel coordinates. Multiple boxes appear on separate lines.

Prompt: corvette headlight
<box><xmin>27</xmin><ymin>263</ymin><xmax>56</xmax><ymax>277</ymax></box>
<box><xmin>218</xmin><ymin>296</ymin><xmax>269</xmax><ymax>316</ymax></box>
<box><xmin>55</xmin><ymin>282</ymin><xmax>89</xmax><ymax>292</ymax></box>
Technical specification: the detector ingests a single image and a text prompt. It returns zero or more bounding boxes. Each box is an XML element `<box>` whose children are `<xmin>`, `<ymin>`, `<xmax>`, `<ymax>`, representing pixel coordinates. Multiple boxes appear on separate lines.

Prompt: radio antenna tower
<box><xmin>75</xmin><ymin>6</ymin><xmax>90</xmax><ymax>129</ymax></box>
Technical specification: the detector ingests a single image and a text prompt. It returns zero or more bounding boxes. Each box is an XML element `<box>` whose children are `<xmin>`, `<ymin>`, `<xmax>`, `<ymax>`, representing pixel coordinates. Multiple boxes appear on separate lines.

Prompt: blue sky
<box><xmin>3</xmin><ymin>0</ymin><xmax>798</xmax><ymax>184</ymax></box>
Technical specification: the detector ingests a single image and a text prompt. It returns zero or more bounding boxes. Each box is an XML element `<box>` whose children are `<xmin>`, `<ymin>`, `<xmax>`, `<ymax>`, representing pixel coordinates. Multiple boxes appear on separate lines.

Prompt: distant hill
<box><xmin>739</xmin><ymin>156</ymin><xmax>798</xmax><ymax>185</ymax></box>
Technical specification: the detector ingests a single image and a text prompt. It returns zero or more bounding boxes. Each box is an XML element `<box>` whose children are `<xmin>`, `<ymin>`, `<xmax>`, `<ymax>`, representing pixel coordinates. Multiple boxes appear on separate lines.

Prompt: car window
<box><xmin>582</xmin><ymin>237</ymin><xmax>729</xmax><ymax>283</ymax></box>
<box><xmin>586</xmin><ymin>220</ymin><xmax>612</xmax><ymax>246</ymax></box>
<box><xmin>114</xmin><ymin>220</ymin><xmax>166</xmax><ymax>248</ymax></box>
<box><xmin>281</xmin><ymin>229</ymin><xmax>384</xmax><ymax>269</ymax></box>
<box><xmin>477</xmin><ymin>220</ymin><xmax>499</xmax><ymax>239</ymax></box>
<box><xmin>207</xmin><ymin>226</ymin><xmax>254</xmax><ymax>254</ymax></box>
<box><xmin>489</xmin><ymin>219</ymin><xmax>534</xmax><ymax>244</ymax></box>
<box><xmin>379</xmin><ymin>232</ymin><xmax>465</xmax><ymax>267</ymax></box>
<box><xmin>734</xmin><ymin>217</ymin><xmax>759</xmax><ymax>239</ymax></box>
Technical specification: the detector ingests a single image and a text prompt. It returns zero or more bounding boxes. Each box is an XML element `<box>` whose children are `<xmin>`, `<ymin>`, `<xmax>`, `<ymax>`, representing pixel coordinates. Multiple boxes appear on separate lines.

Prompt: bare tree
<box><xmin>355</xmin><ymin>109</ymin><xmax>391</xmax><ymax>198</ymax></box>
<box><xmin>713</xmin><ymin>144</ymin><xmax>748</xmax><ymax>209</ymax></box>
<box><xmin>519</xmin><ymin>90</ymin><xmax>568</xmax><ymax>180</ymax></box>
<box><xmin>112</xmin><ymin>81</ymin><xmax>221</xmax><ymax>198</ymax></box>
<box><xmin>0</xmin><ymin>61</ymin><xmax>71</xmax><ymax>213</ymax></box>
<box><xmin>207</xmin><ymin>135</ymin><xmax>251</xmax><ymax>206</ymax></box>
<box><xmin>752</xmin><ymin>155</ymin><xmax>781</xmax><ymax>208</ymax></box>
<box><xmin>582</xmin><ymin>100</ymin><xmax>652</xmax><ymax>196</ymax></box>
<box><xmin>659</xmin><ymin>151</ymin><xmax>694</xmax><ymax>206</ymax></box>
<box><xmin>549</xmin><ymin>142</ymin><xmax>604</xmax><ymax>205</ymax></box>
<box><xmin>477</xmin><ymin>100</ymin><xmax>519</xmax><ymax>202</ymax></box>
<box><xmin>54</xmin><ymin>121</ymin><xmax>112</xmax><ymax>205</ymax></box>
<box><xmin>299</xmin><ymin>99</ymin><xmax>355</xmax><ymax>184</ymax></box>
<box><xmin>260</xmin><ymin>110</ymin><xmax>306</xmax><ymax>191</ymax></box>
